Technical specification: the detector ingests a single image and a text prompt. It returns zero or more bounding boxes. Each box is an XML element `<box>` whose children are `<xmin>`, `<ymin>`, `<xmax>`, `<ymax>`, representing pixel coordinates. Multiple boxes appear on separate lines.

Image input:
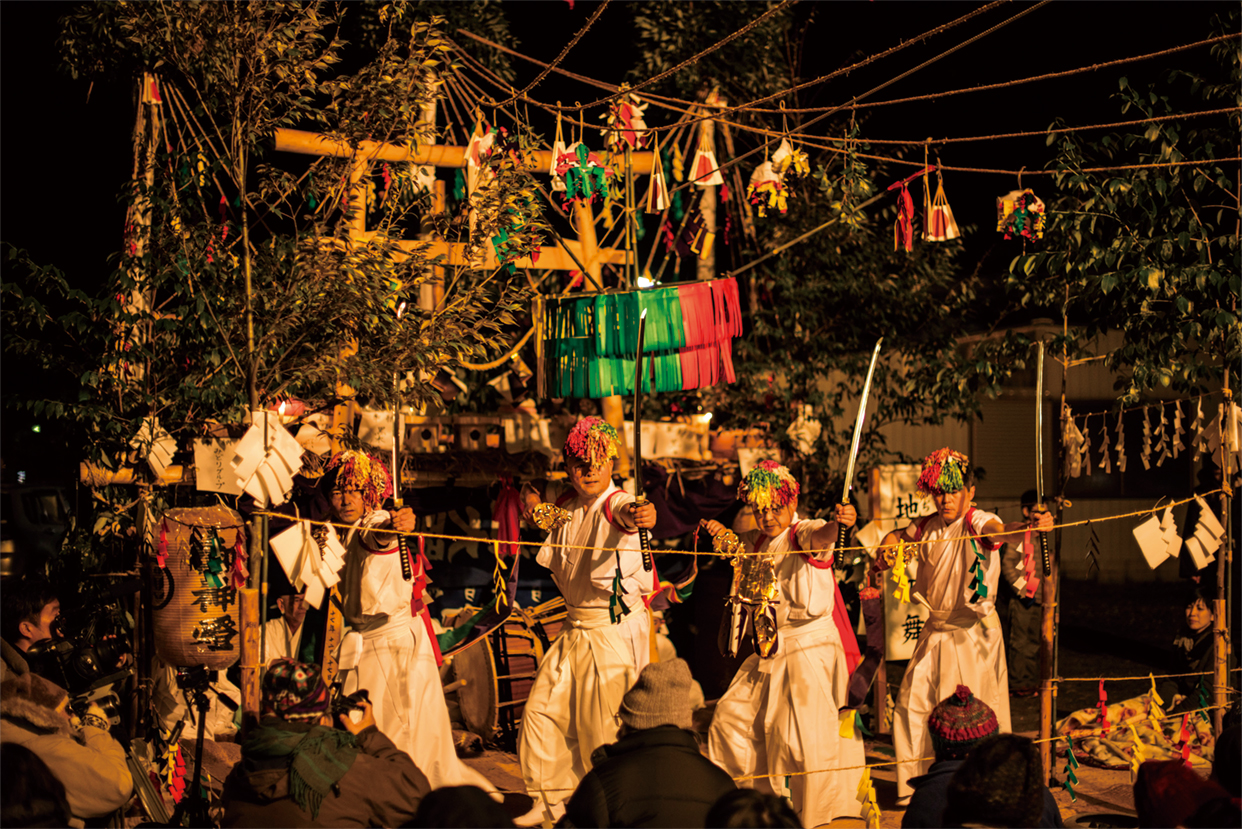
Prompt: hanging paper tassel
<box><xmin>1191</xmin><ymin>399</ymin><xmax>1206</xmax><ymax>461</ymax></box>
<box><xmin>1177</xmin><ymin>713</ymin><xmax>1193</xmax><ymax>762</ymax></box>
<box><xmin>550</xmin><ymin>113</ymin><xmax>569</xmax><ymax>192</ymax></box>
<box><xmin>1062</xmin><ymin>735</ymin><xmax>1079</xmax><ymax>801</ymax></box>
<box><xmin>1127</xmin><ymin>723</ymin><xmax>1146</xmax><ymax>779</ymax></box>
<box><xmin>1148</xmin><ymin>674</ymin><xmax>1166</xmax><ymax>730</ymax></box>
<box><xmin>1154</xmin><ymin>404</ymin><xmax>1170</xmax><ymax>467</ymax></box>
<box><xmin>1141</xmin><ymin>406</ymin><xmax>1153</xmax><ymax>471</ymax></box>
<box><xmin>230</xmin><ymin>534</ymin><xmax>250</xmax><ymax>589</ymax></box>
<box><xmin>968</xmin><ymin>536</ymin><xmax>988</xmax><ymax>601</ymax></box>
<box><xmin>1098</xmin><ymin>679</ymin><xmax>1110</xmax><ymax>733</ymax></box>
<box><xmin>856</xmin><ymin>767</ymin><xmax>881</xmax><ymax>829</ymax></box>
<box><xmin>1172</xmin><ymin>400</ymin><xmax>1185</xmax><ymax>459</ymax></box>
<box><xmin>890</xmin><ymin>540</ymin><xmax>912</xmax><ymax>604</ymax></box>
<box><xmin>1099</xmin><ymin>417</ymin><xmax>1113</xmax><ymax>474</ymax></box>
<box><xmin>893</xmin><ymin>182</ymin><xmax>915</xmax><ymax>252</ymax></box>
<box><xmin>609</xmin><ymin>566</ymin><xmax>631</xmax><ymax>623</ymax></box>
<box><xmin>645</xmin><ymin>137</ymin><xmax>669</xmax><ymax>213</ymax></box>
<box><xmin>1115</xmin><ymin>411</ymin><xmax>1127</xmax><ymax>473</ymax></box>
<box><xmin>157</xmin><ymin>519</ymin><xmax>170</xmax><ymax>569</ymax></box>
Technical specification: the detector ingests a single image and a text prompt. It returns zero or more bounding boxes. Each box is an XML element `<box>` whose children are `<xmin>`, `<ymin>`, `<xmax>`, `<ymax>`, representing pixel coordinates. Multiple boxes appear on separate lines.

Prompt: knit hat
<box><xmin>323</xmin><ymin>450</ymin><xmax>392</xmax><ymax>511</ymax></box>
<box><xmin>1134</xmin><ymin>759</ymin><xmax>1235</xmax><ymax>828</ymax></box>
<box><xmin>927</xmin><ymin>684</ymin><xmax>999</xmax><ymax>760</ymax></box>
<box><xmin>737</xmin><ymin>460</ymin><xmax>800</xmax><ymax>511</ymax></box>
<box><xmin>564</xmin><ymin>416</ymin><xmax>620</xmax><ymax>469</ymax></box>
<box><xmin>619</xmin><ymin>658</ymin><xmax>694</xmax><ymax>731</ymax></box>
<box><xmin>944</xmin><ymin>734</ymin><xmax>1044</xmax><ymax>828</ymax></box>
<box><xmin>262</xmin><ymin>658</ymin><xmax>331</xmax><ymax>721</ymax></box>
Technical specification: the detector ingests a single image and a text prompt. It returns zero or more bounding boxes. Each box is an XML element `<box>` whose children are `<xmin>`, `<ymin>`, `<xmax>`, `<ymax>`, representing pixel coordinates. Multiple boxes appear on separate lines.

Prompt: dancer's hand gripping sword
<box><xmin>633</xmin><ymin>308</ymin><xmax>653</xmax><ymax>572</ymax></box>
<box><xmin>836</xmin><ymin>338</ymin><xmax>883</xmax><ymax>565</ymax></box>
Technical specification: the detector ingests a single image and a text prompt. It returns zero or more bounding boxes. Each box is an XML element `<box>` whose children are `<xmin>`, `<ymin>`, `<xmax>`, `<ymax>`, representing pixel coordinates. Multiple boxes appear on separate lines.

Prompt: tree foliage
<box><xmin>2</xmin><ymin>2</ymin><xmax>544</xmax><ymax>515</ymax></box>
<box><xmin>1011</xmin><ymin>19</ymin><xmax>1240</xmax><ymax>405</ymax></box>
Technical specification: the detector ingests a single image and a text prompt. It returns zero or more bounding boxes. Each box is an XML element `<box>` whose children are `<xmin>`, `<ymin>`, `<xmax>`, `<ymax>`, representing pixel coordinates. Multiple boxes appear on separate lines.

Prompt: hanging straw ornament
<box><xmin>925</xmin><ymin>165</ymin><xmax>961</xmax><ymax>241</ymax></box>
<box><xmin>689</xmin><ymin>129</ymin><xmax>724</xmax><ymax>187</ymax></box>
<box><xmin>746</xmin><ymin>159</ymin><xmax>787</xmax><ymax>217</ymax></box>
<box><xmin>1115</xmin><ymin>411</ymin><xmax>1127</xmax><ymax>473</ymax></box>
<box><xmin>1141</xmin><ymin>406</ymin><xmax>1153</xmax><ymax>470</ymax></box>
<box><xmin>550</xmin><ymin>109</ymin><xmax>569</xmax><ymax>192</ymax></box>
<box><xmin>1099</xmin><ymin>417</ymin><xmax>1112</xmax><ymax>474</ymax></box>
<box><xmin>644</xmin><ymin>132</ymin><xmax>670</xmax><ymax>213</ymax></box>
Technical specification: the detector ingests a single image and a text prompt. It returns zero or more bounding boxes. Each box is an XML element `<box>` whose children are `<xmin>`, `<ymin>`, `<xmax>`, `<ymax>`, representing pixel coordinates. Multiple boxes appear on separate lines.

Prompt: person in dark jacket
<box><xmin>221</xmin><ymin>657</ymin><xmax>430</xmax><ymax>828</ymax></box>
<box><xmin>559</xmin><ymin>658</ymin><xmax>735</xmax><ymax>828</ymax></box>
<box><xmin>903</xmin><ymin>685</ymin><xmax>1063</xmax><ymax>828</ymax></box>
<box><xmin>942</xmin><ymin>733</ymin><xmax>1065</xmax><ymax>829</ymax></box>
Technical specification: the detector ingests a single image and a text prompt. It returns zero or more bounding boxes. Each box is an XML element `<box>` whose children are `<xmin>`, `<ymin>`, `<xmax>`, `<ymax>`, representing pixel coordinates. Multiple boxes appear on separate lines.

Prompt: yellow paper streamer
<box><xmin>839</xmin><ymin>709</ymin><xmax>856</xmax><ymax>740</ymax></box>
<box><xmin>1127</xmin><ymin>723</ymin><xmax>1146</xmax><ymax>777</ymax></box>
<box><xmin>856</xmin><ymin>767</ymin><xmax>881</xmax><ymax>829</ymax></box>
<box><xmin>891</xmin><ymin>539</ymin><xmax>911</xmax><ymax>604</ymax></box>
<box><xmin>1148</xmin><ymin>675</ymin><xmax>1165</xmax><ymax>729</ymax></box>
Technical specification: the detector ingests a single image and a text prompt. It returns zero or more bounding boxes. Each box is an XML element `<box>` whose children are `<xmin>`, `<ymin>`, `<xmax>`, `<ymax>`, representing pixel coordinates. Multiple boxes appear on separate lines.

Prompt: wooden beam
<box><xmin>275</xmin><ymin>128</ymin><xmax>656</xmax><ymax>175</ymax></box>
<box><xmin>355</xmin><ymin>233</ymin><xmax>627</xmax><ymax>272</ymax></box>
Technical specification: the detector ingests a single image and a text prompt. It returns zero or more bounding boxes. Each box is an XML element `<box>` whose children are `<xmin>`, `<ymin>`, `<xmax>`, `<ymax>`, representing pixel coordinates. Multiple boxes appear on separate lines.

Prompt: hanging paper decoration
<box><xmin>1172</xmin><ymin>401</ymin><xmax>1186</xmax><ymax>459</ymax></box>
<box><xmin>644</xmin><ymin>135</ymin><xmax>670</xmax><ymax>213</ymax></box>
<box><xmin>771</xmin><ymin>138</ymin><xmax>810</xmax><ymax>180</ymax></box>
<box><xmin>1153</xmin><ymin>404</ymin><xmax>1170</xmax><ymax>467</ymax></box>
<box><xmin>1099</xmin><ymin>417</ymin><xmax>1112</xmax><ymax>474</ymax></box>
<box><xmin>676</xmin><ymin>209</ymin><xmax>715</xmax><ymax>260</ymax></box>
<box><xmin>893</xmin><ymin>180</ymin><xmax>915</xmax><ymax>252</ymax></box>
<box><xmin>1081</xmin><ymin>414</ymin><xmax>1093</xmax><ymax>476</ymax></box>
<box><xmin>555</xmin><ymin>142</ymin><xmax>614</xmax><ymax>207</ymax></box>
<box><xmin>890</xmin><ymin>539</ymin><xmax>912</xmax><ymax>604</ymax></box>
<box><xmin>1140</xmin><ymin>406</ymin><xmax>1154</xmax><ymax>470</ymax></box>
<box><xmin>1147</xmin><ymin>674</ymin><xmax>1166</xmax><ymax>730</ymax></box>
<box><xmin>1097</xmin><ymin>679</ymin><xmax>1110</xmax><ymax>733</ymax></box>
<box><xmin>746</xmin><ymin>160</ymin><xmax>787</xmax><ymax>217</ymax></box>
<box><xmin>671</xmin><ymin>140</ymin><xmax>685</xmax><ymax>183</ymax></box>
<box><xmin>550</xmin><ymin>113</ymin><xmax>569</xmax><ymax>192</ymax></box>
<box><xmin>131</xmin><ymin>416</ymin><xmax>178</xmax><ymax>479</ymax></box>
<box><xmin>464</xmin><ymin>118</ymin><xmax>498</xmax><ymax>196</ymax></box>
<box><xmin>601</xmin><ymin>92</ymin><xmax>650</xmax><ymax>151</ymax></box>
<box><xmin>1018</xmin><ymin>528</ymin><xmax>1038</xmax><ymax>599</ymax></box>
<box><xmin>968</xmin><ymin>536</ymin><xmax>988</xmax><ymax>602</ymax></box>
<box><xmin>1083</xmin><ymin>521</ymin><xmax>1102</xmax><ymax>576</ymax></box>
<box><xmin>1062</xmin><ymin>404</ymin><xmax>1085</xmax><ymax>478</ymax></box>
<box><xmin>689</xmin><ymin>130</ymin><xmax>724</xmax><ymax>187</ymax></box>
<box><xmin>1183</xmin><ymin>494</ymin><xmax>1225</xmax><ymax>570</ymax></box>
<box><xmin>1190</xmin><ymin>399</ymin><xmax>1206</xmax><ymax>460</ymax></box>
<box><xmin>1201</xmin><ymin>401</ymin><xmax>1242</xmax><ymax>469</ymax></box>
<box><xmin>856</xmin><ymin>767</ymin><xmax>881</xmax><ymax>829</ymax></box>
<box><xmin>925</xmin><ymin>168</ymin><xmax>961</xmax><ymax>241</ymax></box>
<box><xmin>1115</xmin><ymin>411</ymin><xmax>1127</xmax><ymax>473</ymax></box>
<box><xmin>229</xmin><ymin>411</ymin><xmax>305</xmax><ymax>508</ymax></box>
<box><xmin>539</xmin><ymin>277</ymin><xmax>743</xmax><ymax>398</ymax></box>
<box><xmin>270</xmin><ymin>516</ymin><xmax>346</xmax><ymax>610</ymax></box>
<box><xmin>1062</xmin><ymin>735</ymin><xmax>1080</xmax><ymax>801</ymax></box>
<box><xmin>997</xmin><ymin>188</ymin><xmax>1046</xmax><ymax>241</ymax></box>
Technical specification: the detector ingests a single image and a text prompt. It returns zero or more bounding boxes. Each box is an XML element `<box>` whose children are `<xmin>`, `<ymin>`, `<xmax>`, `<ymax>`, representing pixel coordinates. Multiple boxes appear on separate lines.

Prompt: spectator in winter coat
<box><xmin>943</xmin><ymin>733</ymin><xmax>1065</xmax><ymax>829</ymax></box>
<box><xmin>0</xmin><ymin>742</ymin><xmax>73</xmax><ymax>827</ymax></box>
<box><xmin>559</xmin><ymin>658</ymin><xmax>735</xmax><ymax>828</ymax></box>
<box><xmin>221</xmin><ymin>657</ymin><xmax>430</xmax><ymax>828</ymax></box>
<box><xmin>0</xmin><ymin>638</ymin><xmax>134</xmax><ymax>824</ymax></box>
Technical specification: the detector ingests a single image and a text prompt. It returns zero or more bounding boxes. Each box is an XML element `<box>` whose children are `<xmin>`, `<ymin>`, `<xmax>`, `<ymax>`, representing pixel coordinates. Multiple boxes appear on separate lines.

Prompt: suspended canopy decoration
<box><xmin>538</xmin><ymin>278</ymin><xmax>743</xmax><ymax>399</ymax></box>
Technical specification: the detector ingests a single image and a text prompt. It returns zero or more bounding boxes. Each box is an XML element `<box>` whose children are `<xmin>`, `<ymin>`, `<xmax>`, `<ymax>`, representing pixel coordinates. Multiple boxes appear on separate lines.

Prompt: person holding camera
<box><xmin>2</xmin><ymin>581</ymin><xmax>134</xmax><ymax>824</ymax></box>
<box><xmin>221</xmin><ymin>657</ymin><xmax>430</xmax><ymax>828</ymax></box>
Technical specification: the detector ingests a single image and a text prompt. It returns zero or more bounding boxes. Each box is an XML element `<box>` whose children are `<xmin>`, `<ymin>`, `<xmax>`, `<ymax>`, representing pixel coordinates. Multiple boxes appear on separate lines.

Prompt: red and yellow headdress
<box><xmin>738</xmin><ymin>460</ymin><xmax>800</xmax><ymax>511</ymax></box>
<box><xmin>323</xmin><ymin>450</ymin><xmax>392</xmax><ymax>511</ymax></box>
<box><xmin>563</xmin><ymin>416</ymin><xmax>620</xmax><ymax>469</ymax></box>
<box><xmin>917</xmin><ymin>448</ymin><xmax>970</xmax><ymax>495</ymax></box>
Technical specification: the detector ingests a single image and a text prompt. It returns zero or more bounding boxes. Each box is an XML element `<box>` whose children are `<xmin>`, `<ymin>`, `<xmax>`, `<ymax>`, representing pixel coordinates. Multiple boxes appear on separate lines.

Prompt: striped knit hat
<box><xmin>262</xmin><ymin>658</ymin><xmax>331</xmax><ymax>721</ymax></box>
<box><xmin>928</xmin><ymin>685</ymin><xmax>999</xmax><ymax>760</ymax></box>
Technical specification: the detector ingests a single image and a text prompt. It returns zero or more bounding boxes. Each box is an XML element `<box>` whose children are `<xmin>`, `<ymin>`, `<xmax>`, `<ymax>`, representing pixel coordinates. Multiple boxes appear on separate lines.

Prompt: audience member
<box><xmin>1133</xmin><ymin>758</ymin><xmax>1236</xmax><ymax>828</ymax></box>
<box><xmin>1158</xmin><ymin>585</ymin><xmax>1236</xmax><ymax>712</ymax></box>
<box><xmin>903</xmin><ymin>684</ymin><xmax>1004</xmax><ymax>828</ymax></box>
<box><xmin>559</xmin><ymin>659</ymin><xmax>735</xmax><ymax>828</ymax></box>
<box><xmin>0</xmin><ymin>639</ymin><xmax>134</xmax><ymax>822</ymax></box>
<box><xmin>0</xmin><ymin>742</ymin><xmax>72</xmax><ymax>828</ymax></box>
<box><xmin>1</xmin><ymin>578</ymin><xmax>60</xmax><ymax>653</ymax></box>
<box><xmin>704</xmin><ymin>789</ymin><xmax>801</xmax><ymax>829</ymax></box>
<box><xmin>943</xmin><ymin>734</ymin><xmax>1064</xmax><ymax>828</ymax></box>
<box><xmin>1210</xmin><ymin>723</ymin><xmax>1240</xmax><ymax>797</ymax></box>
<box><xmin>405</xmin><ymin>785</ymin><xmax>516</xmax><ymax>828</ymax></box>
<box><xmin>221</xmin><ymin>657</ymin><xmax>429</xmax><ymax>827</ymax></box>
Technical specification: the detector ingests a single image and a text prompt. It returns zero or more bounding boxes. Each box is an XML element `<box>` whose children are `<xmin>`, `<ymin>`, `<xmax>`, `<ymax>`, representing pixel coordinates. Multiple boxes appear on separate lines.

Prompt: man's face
<box><xmin>566</xmin><ymin>457</ymin><xmax>614</xmax><ymax>499</ymax></box>
<box><xmin>1186</xmin><ymin>598</ymin><xmax>1214</xmax><ymax>634</ymax></box>
<box><xmin>278</xmin><ymin>594</ymin><xmax>309</xmax><ymax>628</ymax></box>
<box><xmin>932</xmin><ymin>486</ymin><xmax>975</xmax><ymax>523</ymax></box>
<box><xmin>329</xmin><ymin>487</ymin><xmax>367</xmax><ymax>524</ymax></box>
<box><xmin>20</xmin><ymin>599</ymin><xmax>60</xmax><ymax>648</ymax></box>
<box><xmin>754</xmin><ymin>499</ymin><xmax>797</xmax><ymax>536</ymax></box>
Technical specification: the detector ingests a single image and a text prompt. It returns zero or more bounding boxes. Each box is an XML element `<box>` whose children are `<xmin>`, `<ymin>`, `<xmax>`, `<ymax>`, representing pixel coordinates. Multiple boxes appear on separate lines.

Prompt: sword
<box><xmin>633</xmin><ymin>307</ymin><xmax>653</xmax><ymax>572</ymax></box>
<box><xmin>1035</xmin><ymin>341</ymin><xmax>1051</xmax><ymax>577</ymax></box>
<box><xmin>392</xmin><ymin>302</ymin><xmax>412</xmax><ymax>581</ymax></box>
<box><xmin>836</xmin><ymin>338</ymin><xmax>883</xmax><ymax>564</ymax></box>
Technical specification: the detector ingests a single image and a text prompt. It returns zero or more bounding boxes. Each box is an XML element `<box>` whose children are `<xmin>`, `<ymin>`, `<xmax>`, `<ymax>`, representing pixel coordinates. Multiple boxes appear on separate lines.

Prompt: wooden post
<box><xmin>696</xmin><ymin>92</ymin><xmax>725</xmax><ymax>282</ymax></box>
<box><xmin>868</xmin><ymin>467</ymin><xmax>890</xmax><ymax>735</ymax></box>
<box><xmin>1214</xmin><ymin>378</ymin><xmax>1233</xmax><ymax>734</ymax></box>
<box><xmin>1039</xmin><ymin>313</ymin><xmax>1068</xmax><ymax>780</ymax></box>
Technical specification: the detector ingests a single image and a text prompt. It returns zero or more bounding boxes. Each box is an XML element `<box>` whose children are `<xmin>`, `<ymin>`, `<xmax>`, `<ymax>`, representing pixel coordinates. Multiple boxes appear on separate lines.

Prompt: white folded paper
<box><xmin>131</xmin><ymin>417</ymin><xmax>178</xmax><ymax>479</ymax></box>
<box><xmin>230</xmin><ymin>412</ymin><xmax>305</xmax><ymax>507</ymax></box>
<box><xmin>193</xmin><ymin>437</ymin><xmax>245</xmax><ymax>495</ymax></box>
<box><xmin>1132</xmin><ymin>514</ymin><xmax>1169</xmax><ymax>570</ymax></box>
<box><xmin>1160</xmin><ymin>507</ymin><xmax>1182</xmax><ymax>559</ymax></box>
<box><xmin>269</xmin><ymin>519</ymin><xmax>345</xmax><ymax>610</ymax></box>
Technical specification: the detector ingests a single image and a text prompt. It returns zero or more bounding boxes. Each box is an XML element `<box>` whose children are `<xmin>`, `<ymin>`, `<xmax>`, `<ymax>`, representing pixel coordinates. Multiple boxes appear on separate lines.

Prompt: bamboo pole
<box><xmin>1214</xmin><ymin>375</ymin><xmax>1232</xmax><ymax>734</ymax></box>
<box><xmin>696</xmin><ymin>93</ymin><xmax>725</xmax><ymax>282</ymax></box>
<box><xmin>274</xmin><ymin>128</ymin><xmax>655</xmax><ymax>174</ymax></box>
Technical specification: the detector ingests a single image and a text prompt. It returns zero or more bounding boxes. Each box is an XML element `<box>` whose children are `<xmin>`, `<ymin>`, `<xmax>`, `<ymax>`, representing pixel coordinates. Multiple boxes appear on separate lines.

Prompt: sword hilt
<box><xmin>1038</xmin><ymin>524</ymin><xmax>1051</xmax><ymax>577</ymax></box>
<box><xmin>835</xmin><ymin>507</ymin><xmax>851</xmax><ymax>570</ymax></box>
<box><xmin>636</xmin><ymin>495</ymin><xmax>653</xmax><ymax>572</ymax></box>
<box><xmin>386</xmin><ymin>497</ymin><xmax>413</xmax><ymax>581</ymax></box>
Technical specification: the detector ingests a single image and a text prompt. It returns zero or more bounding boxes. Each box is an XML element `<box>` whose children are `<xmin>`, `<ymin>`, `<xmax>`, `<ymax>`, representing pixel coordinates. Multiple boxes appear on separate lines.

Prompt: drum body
<box><xmin>452</xmin><ymin>597</ymin><xmax>566</xmax><ymax>749</ymax></box>
<box><xmin>151</xmin><ymin>506</ymin><xmax>245</xmax><ymax>671</ymax></box>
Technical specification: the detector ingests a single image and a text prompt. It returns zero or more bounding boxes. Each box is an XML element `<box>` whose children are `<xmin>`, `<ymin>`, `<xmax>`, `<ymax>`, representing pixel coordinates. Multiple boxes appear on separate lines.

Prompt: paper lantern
<box><xmin>152</xmin><ymin>506</ymin><xmax>246</xmax><ymax>670</ymax></box>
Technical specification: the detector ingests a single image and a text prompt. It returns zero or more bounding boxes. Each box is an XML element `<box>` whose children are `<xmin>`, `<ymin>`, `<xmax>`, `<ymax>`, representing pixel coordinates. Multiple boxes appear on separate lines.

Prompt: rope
<box><xmin>490</xmin><ymin>0</ymin><xmax>614</xmax><ymax>107</ymax></box>
<box><xmin>252</xmin><ymin>485</ymin><xmax>1231</xmax><ymax>560</ymax></box>
<box><xmin>1059</xmin><ymin>668</ymin><xmax>1242</xmax><ymax>683</ymax></box>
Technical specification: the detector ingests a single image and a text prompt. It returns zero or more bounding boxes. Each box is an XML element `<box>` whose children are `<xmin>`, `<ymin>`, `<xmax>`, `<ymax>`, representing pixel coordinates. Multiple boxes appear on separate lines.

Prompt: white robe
<box><xmin>258</xmin><ymin>616</ymin><xmax>304</xmax><ymax>667</ymax></box>
<box><xmin>338</xmin><ymin>511</ymin><xmax>493</xmax><ymax>792</ymax></box>
<box><xmin>151</xmin><ymin>657</ymin><xmax>241</xmax><ymax>741</ymax></box>
<box><xmin>518</xmin><ymin>485</ymin><xmax>652</xmax><ymax>813</ymax></box>
<box><xmin>707</xmin><ymin>520</ymin><xmax>864</xmax><ymax>828</ymax></box>
<box><xmin>893</xmin><ymin>507</ymin><xmax>1011</xmax><ymax>798</ymax></box>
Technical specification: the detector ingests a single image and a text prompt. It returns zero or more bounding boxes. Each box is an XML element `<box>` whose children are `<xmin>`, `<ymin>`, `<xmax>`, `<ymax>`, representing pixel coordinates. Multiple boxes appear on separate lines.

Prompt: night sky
<box><xmin>0</xmin><ymin>1</ymin><xmax>1229</xmax><ymax>484</ymax></box>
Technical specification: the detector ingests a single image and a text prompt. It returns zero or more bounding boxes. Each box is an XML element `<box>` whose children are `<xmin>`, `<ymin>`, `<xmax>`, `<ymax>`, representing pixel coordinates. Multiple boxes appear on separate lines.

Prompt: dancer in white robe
<box><xmin>872</xmin><ymin>448</ymin><xmax>1052</xmax><ymax>801</ymax></box>
<box><xmin>704</xmin><ymin>460</ymin><xmax>865</xmax><ymax>829</ymax></box>
<box><xmin>324</xmin><ymin>450</ymin><xmax>493</xmax><ymax>793</ymax></box>
<box><xmin>517</xmin><ymin>417</ymin><xmax>657</xmax><ymax>823</ymax></box>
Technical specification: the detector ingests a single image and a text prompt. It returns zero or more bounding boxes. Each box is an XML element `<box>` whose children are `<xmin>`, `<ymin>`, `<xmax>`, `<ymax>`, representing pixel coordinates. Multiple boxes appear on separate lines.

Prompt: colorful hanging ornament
<box><xmin>771</xmin><ymin>137</ymin><xmax>810</xmax><ymax>180</ymax></box>
<box><xmin>601</xmin><ymin>92</ymin><xmax>650</xmax><ymax>152</ymax></box>
<box><xmin>924</xmin><ymin>167</ymin><xmax>961</xmax><ymax>241</ymax></box>
<box><xmin>676</xmin><ymin>208</ymin><xmax>715</xmax><ymax>260</ymax></box>
<box><xmin>1097</xmin><ymin>679</ymin><xmax>1110</xmax><ymax>733</ymax></box>
<box><xmin>893</xmin><ymin>180</ymin><xmax>915</xmax><ymax>252</ymax></box>
<box><xmin>997</xmin><ymin>187</ymin><xmax>1046</xmax><ymax>241</ymax></box>
<box><xmin>746</xmin><ymin>160</ymin><xmax>787</xmax><ymax>217</ymax></box>
<box><xmin>555</xmin><ymin>142</ymin><xmax>614</xmax><ymax>207</ymax></box>
<box><xmin>689</xmin><ymin>129</ymin><xmax>724</xmax><ymax>187</ymax></box>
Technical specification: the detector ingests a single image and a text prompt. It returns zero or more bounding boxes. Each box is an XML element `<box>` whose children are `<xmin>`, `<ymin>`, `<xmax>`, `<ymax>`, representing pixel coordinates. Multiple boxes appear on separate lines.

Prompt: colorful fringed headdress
<box><xmin>738</xmin><ymin>460</ymin><xmax>800</xmax><ymax>511</ymax></box>
<box><xmin>323</xmin><ymin>450</ymin><xmax>392</xmax><ymax>510</ymax></box>
<box><xmin>917</xmin><ymin>448</ymin><xmax>971</xmax><ymax>495</ymax></box>
<box><xmin>564</xmin><ymin>417</ymin><xmax>620</xmax><ymax>469</ymax></box>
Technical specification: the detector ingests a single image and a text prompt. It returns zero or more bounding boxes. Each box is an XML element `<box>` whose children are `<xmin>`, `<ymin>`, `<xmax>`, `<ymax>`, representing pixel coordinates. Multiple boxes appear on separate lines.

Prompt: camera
<box><xmin>25</xmin><ymin>617</ymin><xmax>133</xmax><ymax>728</ymax></box>
<box><xmin>330</xmin><ymin>688</ymin><xmax>370</xmax><ymax>719</ymax></box>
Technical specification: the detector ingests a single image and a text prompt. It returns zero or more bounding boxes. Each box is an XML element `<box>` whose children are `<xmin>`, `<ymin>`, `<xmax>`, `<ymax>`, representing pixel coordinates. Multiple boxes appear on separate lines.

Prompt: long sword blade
<box><xmin>842</xmin><ymin>338</ymin><xmax>884</xmax><ymax>504</ymax></box>
<box><xmin>1036</xmin><ymin>341</ymin><xmax>1051</xmax><ymax>576</ymax></box>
